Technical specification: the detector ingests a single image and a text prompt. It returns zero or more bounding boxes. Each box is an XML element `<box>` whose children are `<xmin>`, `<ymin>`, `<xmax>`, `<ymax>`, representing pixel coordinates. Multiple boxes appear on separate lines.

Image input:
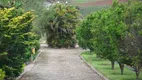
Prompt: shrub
<box><xmin>0</xmin><ymin>7</ymin><xmax>39</xmax><ymax>79</ymax></box>
<box><xmin>39</xmin><ymin>3</ymin><xmax>81</xmax><ymax>48</ymax></box>
<box><xmin>0</xmin><ymin>69</ymin><xmax>5</xmax><ymax>80</ymax></box>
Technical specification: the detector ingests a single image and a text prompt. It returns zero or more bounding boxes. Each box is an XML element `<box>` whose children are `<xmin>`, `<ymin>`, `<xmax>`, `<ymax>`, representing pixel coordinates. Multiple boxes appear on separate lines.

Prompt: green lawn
<box><xmin>81</xmin><ymin>51</ymin><xmax>142</xmax><ymax>80</ymax></box>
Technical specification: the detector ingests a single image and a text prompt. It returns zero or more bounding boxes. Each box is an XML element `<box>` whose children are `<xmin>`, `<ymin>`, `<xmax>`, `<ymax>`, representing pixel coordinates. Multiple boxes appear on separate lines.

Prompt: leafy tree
<box><xmin>39</xmin><ymin>3</ymin><xmax>81</xmax><ymax>48</ymax></box>
<box><xmin>77</xmin><ymin>0</ymin><xmax>142</xmax><ymax>79</ymax></box>
<box><xmin>77</xmin><ymin>6</ymin><xmax>122</xmax><ymax>70</ymax></box>
<box><xmin>76</xmin><ymin>18</ymin><xmax>94</xmax><ymax>51</ymax></box>
<box><xmin>123</xmin><ymin>1</ymin><xmax>142</xmax><ymax>80</ymax></box>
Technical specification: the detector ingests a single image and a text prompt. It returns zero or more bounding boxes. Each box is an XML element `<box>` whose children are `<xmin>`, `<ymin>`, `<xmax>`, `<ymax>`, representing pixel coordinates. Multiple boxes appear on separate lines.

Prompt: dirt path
<box><xmin>21</xmin><ymin>44</ymin><xmax>103</xmax><ymax>80</ymax></box>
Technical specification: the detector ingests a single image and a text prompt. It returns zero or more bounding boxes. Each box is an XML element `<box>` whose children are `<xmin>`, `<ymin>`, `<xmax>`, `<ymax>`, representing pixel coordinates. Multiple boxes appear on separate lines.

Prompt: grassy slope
<box><xmin>81</xmin><ymin>51</ymin><xmax>142</xmax><ymax>80</ymax></box>
<box><xmin>69</xmin><ymin>0</ymin><xmax>109</xmax><ymax>17</ymax></box>
<box><xmin>71</xmin><ymin>0</ymin><xmax>100</xmax><ymax>3</ymax></box>
<box><xmin>79</xmin><ymin>6</ymin><xmax>109</xmax><ymax>17</ymax></box>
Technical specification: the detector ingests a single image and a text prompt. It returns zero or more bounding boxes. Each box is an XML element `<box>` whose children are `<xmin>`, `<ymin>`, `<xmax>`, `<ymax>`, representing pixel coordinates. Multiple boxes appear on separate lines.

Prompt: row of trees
<box><xmin>0</xmin><ymin>0</ymin><xmax>41</xmax><ymax>79</ymax></box>
<box><xmin>76</xmin><ymin>1</ymin><xmax>142</xmax><ymax>80</ymax></box>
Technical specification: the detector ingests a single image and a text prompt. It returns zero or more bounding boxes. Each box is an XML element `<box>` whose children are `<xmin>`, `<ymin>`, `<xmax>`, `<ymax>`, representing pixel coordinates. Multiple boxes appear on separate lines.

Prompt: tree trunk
<box><xmin>96</xmin><ymin>54</ymin><xmax>100</xmax><ymax>58</ymax></box>
<box><xmin>88</xmin><ymin>51</ymin><xmax>92</xmax><ymax>63</ymax></box>
<box><xmin>134</xmin><ymin>66</ymin><xmax>141</xmax><ymax>80</ymax></box>
<box><xmin>136</xmin><ymin>71</ymin><xmax>140</xmax><ymax>80</ymax></box>
<box><xmin>135</xmin><ymin>69</ymin><xmax>140</xmax><ymax>80</ymax></box>
<box><xmin>0</xmin><ymin>4</ymin><xmax>4</xmax><ymax>8</ymax></box>
<box><xmin>118</xmin><ymin>63</ymin><xmax>124</xmax><ymax>75</ymax></box>
<box><xmin>111</xmin><ymin>61</ymin><xmax>115</xmax><ymax>70</ymax></box>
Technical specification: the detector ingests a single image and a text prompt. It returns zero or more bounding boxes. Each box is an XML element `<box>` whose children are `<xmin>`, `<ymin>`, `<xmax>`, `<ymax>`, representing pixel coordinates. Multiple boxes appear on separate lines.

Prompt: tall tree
<box><xmin>124</xmin><ymin>1</ymin><xmax>142</xmax><ymax>80</ymax></box>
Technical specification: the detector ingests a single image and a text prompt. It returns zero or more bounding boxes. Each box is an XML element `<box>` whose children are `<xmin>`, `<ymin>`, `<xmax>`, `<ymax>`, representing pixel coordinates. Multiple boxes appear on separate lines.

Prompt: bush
<box><xmin>0</xmin><ymin>69</ymin><xmax>5</xmax><ymax>80</ymax></box>
<box><xmin>39</xmin><ymin>3</ymin><xmax>81</xmax><ymax>48</ymax></box>
<box><xmin>0</xmin><ymin>0</ymin><xmax>45</xmax><ymax>37</ymax></box>
<box><xmin>0</xmin><ymin>7</ymin><xmax>39</xmax><ymax>79</ymax></box>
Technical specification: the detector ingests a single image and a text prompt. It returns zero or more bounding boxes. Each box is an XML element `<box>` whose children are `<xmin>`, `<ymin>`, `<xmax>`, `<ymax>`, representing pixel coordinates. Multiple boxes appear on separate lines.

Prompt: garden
<box><xmin>0</xmin><ymin>0</ymin><xmax>142</xmax><ymax>80</ymax></box>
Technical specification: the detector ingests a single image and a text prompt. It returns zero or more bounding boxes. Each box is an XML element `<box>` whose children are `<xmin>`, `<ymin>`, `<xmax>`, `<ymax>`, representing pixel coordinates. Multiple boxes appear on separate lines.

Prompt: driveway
<box><xmin>21</xmin><ymin>44</ymin><xmax>103</xmax><ymax>80</ymax></box>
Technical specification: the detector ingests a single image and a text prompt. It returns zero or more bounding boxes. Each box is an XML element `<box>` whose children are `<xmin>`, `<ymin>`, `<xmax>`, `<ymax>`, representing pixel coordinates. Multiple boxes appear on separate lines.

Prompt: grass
<box><xmin>79</xmin><ymin>5</ymin><xmax>109</xmax><ymax>17</ymax></box>
<box><xmin>68</xmin><ymin>0</ymin><xmax>110</xmax><ymax>17</ymax></box>
<box><xmin>81</xmin><ymin>51</ymin><xmax>142</xmax><ymax>80</ymax></box>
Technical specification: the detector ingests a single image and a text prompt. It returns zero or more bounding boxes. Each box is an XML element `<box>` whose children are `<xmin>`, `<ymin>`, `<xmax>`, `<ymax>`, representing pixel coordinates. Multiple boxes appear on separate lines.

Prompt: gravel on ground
<box><xmin>20</xmin><ymin>44</ymin><xmax>103</xmax><ymax>80</ymax></box>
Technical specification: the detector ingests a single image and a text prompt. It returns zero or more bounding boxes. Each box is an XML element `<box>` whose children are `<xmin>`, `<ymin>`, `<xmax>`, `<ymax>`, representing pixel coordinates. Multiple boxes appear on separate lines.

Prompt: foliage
<box><xmin>0</xmin><ymin>0</ymin><xmax>22</xmax><ymax>8</ymax></box>
<box><xmin>0</xmin><ymin>69</ymin><xmax>5</xmax><ymax>80</ymax></box>
<box><xmin>76</xmin><ymin>16</ymin><xmax>94</xmax><ymax>51</ymax></box>
<box><xmin>39</xmin><ymin>3</ymin><xmax>81</xmax><ymax>48</ymax></box>
<box><xmin>0</xmin><ymin>7</ymin><xmax>39</xmax><ymax>79</ymax></box>
<box><xmin>123</xmin><ymin>1</ymin><xmax>142</xmax><ymax>80</ymax></box>
<box><xmin>90</xmin><ymin>1</ymin><xmax>128</xmax><ymax>70</ymax></box>
<box><xmin>76</xmin><ymin>1</ymin><xmax>125</xmax><ymax>69</ymax></box>
<box><xmin>76</xmin><ymin>0</ymin><xmax>142</xmax><ymax>79</ymax></box>
<box><xmin>0</xmin><ymin>0</ymin><xmax>45</xmax><ymax>36</ymax></box>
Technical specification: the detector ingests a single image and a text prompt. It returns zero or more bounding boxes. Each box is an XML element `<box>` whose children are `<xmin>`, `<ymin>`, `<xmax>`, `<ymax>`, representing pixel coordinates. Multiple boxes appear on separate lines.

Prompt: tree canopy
<box><xmin>76</xmin><ymin>1</ymin><xmax>142</xmax><ymax>80</ymax></box>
